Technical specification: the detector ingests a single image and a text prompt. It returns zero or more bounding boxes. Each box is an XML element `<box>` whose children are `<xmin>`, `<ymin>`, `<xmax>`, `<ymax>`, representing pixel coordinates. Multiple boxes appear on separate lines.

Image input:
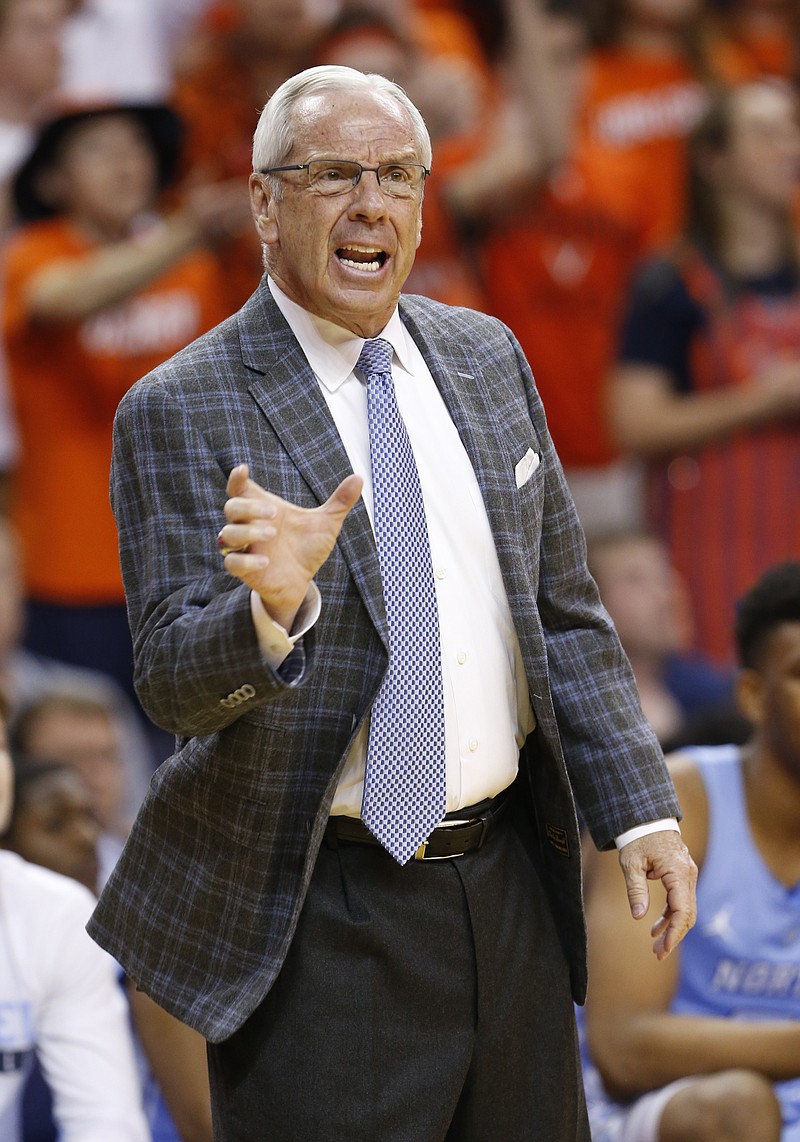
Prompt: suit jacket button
<box><xmin>219</xmin><ymin>683</ymin><xmax>256</xmax><ymax>709</ymax></box>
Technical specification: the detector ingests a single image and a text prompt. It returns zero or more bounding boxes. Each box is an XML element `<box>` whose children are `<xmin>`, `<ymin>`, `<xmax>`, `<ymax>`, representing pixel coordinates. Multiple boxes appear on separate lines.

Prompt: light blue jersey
<box><xmin>583</xmin><ymin>744</ymin><xmax>800</xmax><ymax>1140</ymax></box>
<box><xmin>673</xmin><ymin>745</ymin><xmax>800</xmax><ymax>1135</ymax></box>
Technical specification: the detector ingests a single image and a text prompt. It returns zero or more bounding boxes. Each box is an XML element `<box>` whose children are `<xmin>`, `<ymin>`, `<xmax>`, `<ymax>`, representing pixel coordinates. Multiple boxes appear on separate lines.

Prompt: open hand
<box><xmin>618</xmin><ymin>830</ymin><xmax>698</xmax><ymax>959</ymax></box>
<box><xmin>218</xmin><ymin>463</ymin><xmax>363</xmax><ymax>630</ymax></box>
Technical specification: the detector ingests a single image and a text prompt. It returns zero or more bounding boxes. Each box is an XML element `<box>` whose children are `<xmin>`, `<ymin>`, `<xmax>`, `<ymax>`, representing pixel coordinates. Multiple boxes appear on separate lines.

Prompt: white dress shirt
<box><xmin>254</xmin><ymin>278</ymin><xmax>678</xmax><ymax>845</ymax></box>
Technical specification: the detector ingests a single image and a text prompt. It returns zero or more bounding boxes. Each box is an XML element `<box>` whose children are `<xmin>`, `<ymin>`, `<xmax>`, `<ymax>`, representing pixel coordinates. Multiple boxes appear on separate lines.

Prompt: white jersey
<box><xmin>0</xmin><ymin>852</ymin><xmax>149</xmax><ymax>1141</ymax></box>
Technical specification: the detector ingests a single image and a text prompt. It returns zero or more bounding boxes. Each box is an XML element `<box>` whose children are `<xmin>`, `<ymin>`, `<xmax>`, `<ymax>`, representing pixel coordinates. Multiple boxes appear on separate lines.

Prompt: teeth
<box><xmin>340</xmin><ymin>257</ymin><xmax>381</xmax><ymax>271</ymax></box>
<box><xmin>338</xmin><ymin>245</ymin><xmax>385</xmax><ymax>272</ymax></box>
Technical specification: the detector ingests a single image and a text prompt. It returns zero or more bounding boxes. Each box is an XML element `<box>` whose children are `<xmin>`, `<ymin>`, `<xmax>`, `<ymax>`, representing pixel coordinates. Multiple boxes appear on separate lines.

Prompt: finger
<box><xmin>624</xmin><ymin>868</ymin><xmax>650</xmax><ymax>921</ymax></box>
<box><xmin>322</xmin><ymin>474</ymin><xmax>364</xmax><ymax>518</ymax></box>
<box><xmin>217</xmin><ymin>522</ymin><xmax>275</xmax><ymax>554</ymax></box>
<box><xmin>653</xmin><ymin>910</ymin><xmax>685</xmax><ymax>960</ymax></box>
<box><xmin>223</xmin><ymin>550</ymin><xmax>268</xmax><ymax>574</ymax></box>
<box><xmin>224</xmin><ymin>496</ymin><xmax>278</xmax><ymax>525</ymax></box>
<box><xmin>226</xmin><ymin>462</ymin><xmax>251</xmax><ymax>498</ymax></box>
<box><xmin>652</xmin><ymin>879</ymin><xmax>697</xmax><ymax>959</ymax></box>
<box><xmin>650</xmin><ymin>908</ymin><xmax>669</xmax><ymax>940</ymax></box>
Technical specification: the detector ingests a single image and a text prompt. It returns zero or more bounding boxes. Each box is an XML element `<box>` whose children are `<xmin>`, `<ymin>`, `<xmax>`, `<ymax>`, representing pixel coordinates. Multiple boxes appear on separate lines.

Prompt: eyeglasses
<box><xmin>258</xmin><ymin>159</ymin><xmax>430</xmax><ymax>198</ymax></box>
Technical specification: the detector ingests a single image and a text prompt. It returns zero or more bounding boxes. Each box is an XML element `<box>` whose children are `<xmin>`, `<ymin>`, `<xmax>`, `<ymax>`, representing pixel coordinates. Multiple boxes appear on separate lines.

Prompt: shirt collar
<box><xmin>267</xmin><ymin>276</ymin><xmax>413</xmax><ymax>390</ymax></box>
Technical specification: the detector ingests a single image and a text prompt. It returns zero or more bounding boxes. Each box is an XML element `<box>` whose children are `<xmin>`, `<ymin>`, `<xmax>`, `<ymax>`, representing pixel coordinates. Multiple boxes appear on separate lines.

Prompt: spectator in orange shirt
<box><xmin>2</xmin><ymin>100</ymin><xmax>239</xmax><ymax>711</ymax></box>
<box><xmin>578</xmin><ymin>0</ymin><xmax>756</xmax><ymax>251</ymax></box>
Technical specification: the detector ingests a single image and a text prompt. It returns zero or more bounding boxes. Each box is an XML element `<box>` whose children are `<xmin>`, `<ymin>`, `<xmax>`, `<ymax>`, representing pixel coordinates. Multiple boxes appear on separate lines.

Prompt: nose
<box><xmin>348</xmin><ymin>170</ymin><xmax>387</xmax><ymax>218</ymax></box>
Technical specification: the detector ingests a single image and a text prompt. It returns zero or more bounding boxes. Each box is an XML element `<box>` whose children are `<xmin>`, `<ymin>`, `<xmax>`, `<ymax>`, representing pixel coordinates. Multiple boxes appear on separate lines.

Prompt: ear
<box><xmin>249</xmin><ymin>173</ymin><xmax>278</xmax><ymax>246</ymax></box>
<box><xmin>735</xmin><ymin>668</ymin><xmax>764</xmax><ymax>726</ymax></box>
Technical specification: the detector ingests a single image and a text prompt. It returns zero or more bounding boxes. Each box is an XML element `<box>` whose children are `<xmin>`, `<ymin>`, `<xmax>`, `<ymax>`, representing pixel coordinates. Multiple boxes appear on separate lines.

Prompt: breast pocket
<box><xmin>515</xmin><ymin>447</ymin><xmax>541</xmax><ymax>489</ymax></box>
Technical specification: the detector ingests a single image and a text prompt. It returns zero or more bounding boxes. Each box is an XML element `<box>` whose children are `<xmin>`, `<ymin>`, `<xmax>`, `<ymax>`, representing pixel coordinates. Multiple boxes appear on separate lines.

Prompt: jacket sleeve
<box><xmin>111</xmin><ymin>364</ymin><xmax>314</xmax><ymax>738</ymax></box>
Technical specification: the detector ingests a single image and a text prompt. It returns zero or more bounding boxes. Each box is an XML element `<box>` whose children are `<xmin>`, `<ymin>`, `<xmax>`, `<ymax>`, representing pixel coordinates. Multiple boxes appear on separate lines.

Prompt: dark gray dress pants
<box><xmin>207</xmin><ymin>801</ymin><xmax>589</xmax><ymax>1141</ymax></box>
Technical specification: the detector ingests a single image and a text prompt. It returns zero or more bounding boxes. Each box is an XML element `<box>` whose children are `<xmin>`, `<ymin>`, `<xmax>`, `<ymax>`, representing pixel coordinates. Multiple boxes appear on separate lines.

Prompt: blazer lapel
<box><xmin>237</xmin><ymin>287</ymin><xmax>388</xmax><ymax>645</ymax></box>
<box><xmin>398</xmin><ymin>298</ymin><xmax>522</xmax><ymax>519</ymax></box>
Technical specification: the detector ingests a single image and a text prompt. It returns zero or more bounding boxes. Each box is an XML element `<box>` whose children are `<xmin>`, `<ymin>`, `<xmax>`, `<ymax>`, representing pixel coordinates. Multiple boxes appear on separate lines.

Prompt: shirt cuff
<box><xmin>615</xmin><ymin>818</ymin><xmax>681</xmax><ymax>850</ymax></box>
<box><xmin>250</xmin><ymin>582</ymin><xmax>321</xmax><ymax>669</ymax></box>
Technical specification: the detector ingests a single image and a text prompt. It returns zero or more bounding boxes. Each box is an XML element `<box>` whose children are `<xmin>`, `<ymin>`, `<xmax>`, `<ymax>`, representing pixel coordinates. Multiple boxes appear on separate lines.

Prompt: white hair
<box><xmin>252</xmin><ymin>64</ymin><xmax>432</xmax><ymax>191</ymax></box>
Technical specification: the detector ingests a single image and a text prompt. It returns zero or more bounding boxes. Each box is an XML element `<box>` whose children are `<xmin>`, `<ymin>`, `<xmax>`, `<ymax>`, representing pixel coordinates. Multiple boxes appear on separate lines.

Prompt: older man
<box><xmin>88</xmin><ymin>65</ymin><xmax>696</xmax><ymax>1140</ymax></box>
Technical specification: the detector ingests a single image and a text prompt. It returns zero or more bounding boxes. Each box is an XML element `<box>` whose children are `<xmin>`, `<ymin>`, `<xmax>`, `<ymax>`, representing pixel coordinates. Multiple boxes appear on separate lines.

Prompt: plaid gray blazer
<box><xmin>88</xmin><ymin>282</ymin><xmax>679</xmax><ymax>1042</ymax></box>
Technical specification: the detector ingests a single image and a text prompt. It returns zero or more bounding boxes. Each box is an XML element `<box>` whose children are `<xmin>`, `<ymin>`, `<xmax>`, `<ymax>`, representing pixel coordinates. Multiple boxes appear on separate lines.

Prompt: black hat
<box><xmin>12</xmin><ymin>101</ymin><xmax>184</xmax><ymax>222</ymax></box>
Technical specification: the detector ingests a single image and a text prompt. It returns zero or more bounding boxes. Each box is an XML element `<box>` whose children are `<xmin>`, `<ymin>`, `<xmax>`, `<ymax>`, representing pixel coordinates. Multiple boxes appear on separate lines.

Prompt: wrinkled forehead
<box><xmin>289</xmin><ymin>89</ymin><xmax>420</xmax><ymax>160</ymax></box>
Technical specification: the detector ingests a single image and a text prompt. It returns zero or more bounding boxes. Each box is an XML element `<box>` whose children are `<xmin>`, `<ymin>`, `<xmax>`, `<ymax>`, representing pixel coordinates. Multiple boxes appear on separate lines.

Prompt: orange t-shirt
<box><xmin>2</xmin><ymin>217</ymin><xmax>228</xmax><ymax>605</ymax></box>
<box><xmin>578</xmin><ymin>44</ymin><xmax>753</xmax><ymax>250</ymax></box>
<box><xmin>477</xmin><ymin>149</ymin><xmax>647</xmax><ymax>468</ymax></box>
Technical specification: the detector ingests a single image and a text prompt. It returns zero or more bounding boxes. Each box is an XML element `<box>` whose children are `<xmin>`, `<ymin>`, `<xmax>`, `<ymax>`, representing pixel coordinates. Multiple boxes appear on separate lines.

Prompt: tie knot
<box><xmin>357</xmin><ymin>337</ymin><xmax>393</xmax><ymax>379</ymax></box>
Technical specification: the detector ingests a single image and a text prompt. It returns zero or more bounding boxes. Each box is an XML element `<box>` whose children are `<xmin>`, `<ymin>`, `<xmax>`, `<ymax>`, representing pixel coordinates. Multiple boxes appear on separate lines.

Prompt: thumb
<box><xmin>324</xmin><ymin>474</ymin><xmax>364</xmax><ymax>518</ymax></box>
<box><xmin>625</xmin><ymin>870</ymin><xmax>650</xmax><ymax>921</ymax></box>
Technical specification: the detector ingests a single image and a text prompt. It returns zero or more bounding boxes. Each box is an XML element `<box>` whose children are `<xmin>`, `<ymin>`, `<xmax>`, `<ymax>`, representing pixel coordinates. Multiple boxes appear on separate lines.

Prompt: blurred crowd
<box><xmin>0</xmin><ymin>0</ymin><xmax>797</xmax><ymax>1138</ymax></box>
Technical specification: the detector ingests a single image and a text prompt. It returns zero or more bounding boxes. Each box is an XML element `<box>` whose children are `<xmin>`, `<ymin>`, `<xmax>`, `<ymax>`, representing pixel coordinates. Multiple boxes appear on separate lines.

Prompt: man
<box><xmin>11</xmin><ymin>688</ymin><xmax>145</xmax><ymax>884</ymax></box>
<box><xmin>586</xmin><ymin>528</ymin><xmax>733</xmax><ymax>747</ymax></box>
<box><xmin>582</xmin><ymin>561</ymin><xmax>800</xmax><ymax>1141</ymax></box>
<box><xmin>88</xmin><ymin>65</ymin><xmax>696</xmax><ymax>1140</ymax></box>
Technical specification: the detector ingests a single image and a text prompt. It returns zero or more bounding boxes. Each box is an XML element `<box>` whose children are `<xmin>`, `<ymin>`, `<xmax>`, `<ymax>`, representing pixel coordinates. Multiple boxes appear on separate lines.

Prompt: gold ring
<box><xmin>217</xmin><ymin>531</ymin><xmax>249</xmax><ymax>557</ymax></box>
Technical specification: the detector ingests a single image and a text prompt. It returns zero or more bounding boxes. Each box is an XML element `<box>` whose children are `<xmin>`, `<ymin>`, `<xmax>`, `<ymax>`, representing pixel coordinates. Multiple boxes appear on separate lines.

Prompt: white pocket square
<box><xmin>515</xmin><ymin>448</ymin><xmax>540</xmax><ymax>488</ymax></box>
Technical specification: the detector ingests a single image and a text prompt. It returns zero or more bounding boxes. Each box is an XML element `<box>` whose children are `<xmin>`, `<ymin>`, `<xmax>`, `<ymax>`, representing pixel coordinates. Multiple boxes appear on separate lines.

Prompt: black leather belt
<box><xmin>326</xmin><ymin>786</ymin><xmax>514</xmax><ymax>861</ymax></box>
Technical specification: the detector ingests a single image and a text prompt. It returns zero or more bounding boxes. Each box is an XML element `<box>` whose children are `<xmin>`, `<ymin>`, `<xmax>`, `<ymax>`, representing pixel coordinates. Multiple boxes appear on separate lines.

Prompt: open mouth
<box><xmin>336</xmin><ymin>245</ymin><xmax>388</xmax><ymax>272</ymax></box>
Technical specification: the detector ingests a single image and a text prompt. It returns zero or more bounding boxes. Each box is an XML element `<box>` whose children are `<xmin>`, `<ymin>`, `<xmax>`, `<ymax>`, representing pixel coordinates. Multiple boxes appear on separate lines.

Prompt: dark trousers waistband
<box><xmin>325</xmin><ymin>785</ymin><xmax>514</xmax><ymax>861</ymax></box>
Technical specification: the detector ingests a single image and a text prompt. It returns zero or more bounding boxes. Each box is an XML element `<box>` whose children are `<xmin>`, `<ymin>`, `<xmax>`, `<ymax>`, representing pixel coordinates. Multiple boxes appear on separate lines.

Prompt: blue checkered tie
<box><xmin>358</xmin><ymin>337</ymin><xmax>446</xmax><ymax>864</ymax></box>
